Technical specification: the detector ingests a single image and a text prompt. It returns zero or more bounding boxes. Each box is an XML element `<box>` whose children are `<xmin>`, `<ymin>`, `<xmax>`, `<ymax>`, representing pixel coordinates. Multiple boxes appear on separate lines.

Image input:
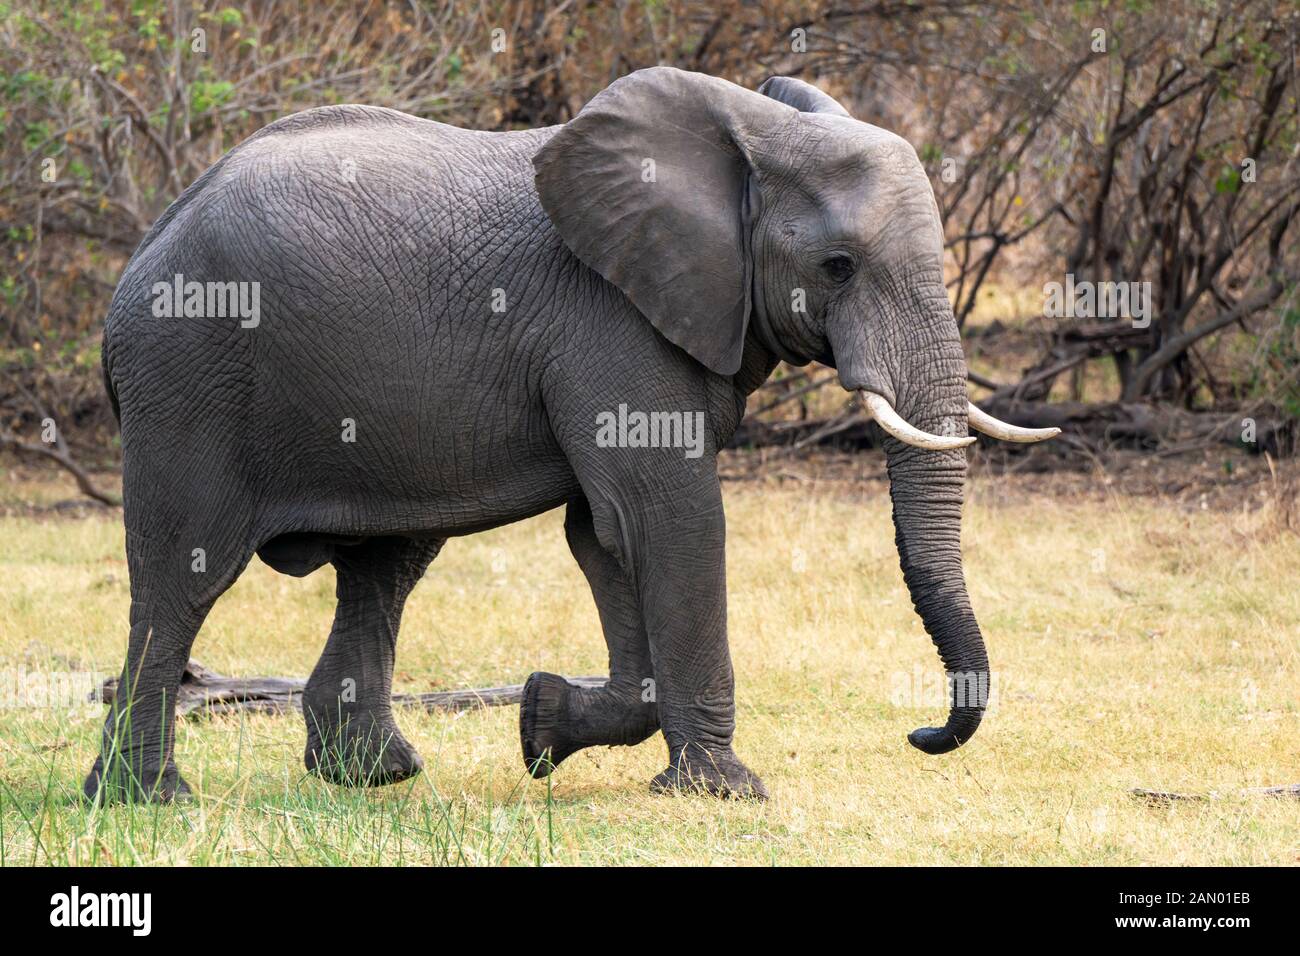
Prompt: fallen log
<box><xmin>1130</xmin><ymin>784</ymin><xmax>1300</xmax><ymax>805</ymax></box>
<box><xmin>977</xmin><ymin>399</ymin><xmax>1296</xmax><ymax>457</ymax></box>
<box><xmin>97</xmin><ymin>660</ymin><xmax>607</xmax><ymax>719</ymax></box>
<box><xmin>728</xmin><ymin>400</ymin><xmax>1296</xmax><ymax>458</ymax></box>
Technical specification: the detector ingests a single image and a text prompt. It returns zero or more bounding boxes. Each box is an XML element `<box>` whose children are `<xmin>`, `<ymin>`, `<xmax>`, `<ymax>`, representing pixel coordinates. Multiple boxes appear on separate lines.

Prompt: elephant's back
<box><xmin>105</xmin><ymin>105</ymin><xmax>561</xmax><ymax>358</ymax></box>
<box><xmin>111</xmin><ymin>104</ymin><xmax>557</xmax><ymax>287</ymax></box>
<box><xmin>101</xmin><ymin>105</ymin><xmax>573</xmax><ymax>500</ymax></box>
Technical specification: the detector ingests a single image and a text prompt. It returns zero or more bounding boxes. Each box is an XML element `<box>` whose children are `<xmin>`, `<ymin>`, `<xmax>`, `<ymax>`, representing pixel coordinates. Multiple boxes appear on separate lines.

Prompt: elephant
<box><xmin>85</xmin><ymin>66</ymin><xmax>1058</xmax><ymax>804</ymax></box>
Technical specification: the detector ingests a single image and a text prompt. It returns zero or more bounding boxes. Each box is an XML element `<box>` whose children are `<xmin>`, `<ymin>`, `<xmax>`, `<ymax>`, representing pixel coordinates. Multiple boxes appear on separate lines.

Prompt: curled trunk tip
<box><xmin>908</xmin><ymin>707</ymin><xmax>983</xmax><ymax>755</ymax></box>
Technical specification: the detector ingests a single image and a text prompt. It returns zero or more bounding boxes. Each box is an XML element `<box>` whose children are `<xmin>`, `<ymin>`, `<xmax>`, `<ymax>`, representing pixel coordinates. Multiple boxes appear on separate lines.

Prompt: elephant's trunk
<box><xmin>875</xmin><ymin>291</ymin><xmax>989</xmax><ymax>754</ymax></box>
<box><xmin>828</xmin><ymin>273</ymin><xmax>996</xmax><ymax>753</ymax></box>
<box><xmin>885</xmin><ymin>440</ymin><xmax>988</xmax><ymax>753</ymax></box>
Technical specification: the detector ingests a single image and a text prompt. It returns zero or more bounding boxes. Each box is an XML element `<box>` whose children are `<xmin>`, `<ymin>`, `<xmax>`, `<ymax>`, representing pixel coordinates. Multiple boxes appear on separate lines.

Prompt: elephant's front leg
<box><xmin>636</xmin><ymin>477</ymin><xmax>766</xmax><ymax>800</ymax></box>
<box><xmin>568</xmin><ymin>458</ymin><xmax>766</xmax><ymax>800</ymax></box>
<box><xmin>303</xmin><ymin>535</ymin><xmax>443</xmax><ymax>786</ymax></box>
<box><xmin>520</xmin><ymin>496</ymin><xmax>660</xmax><ymax>775</ymax></box>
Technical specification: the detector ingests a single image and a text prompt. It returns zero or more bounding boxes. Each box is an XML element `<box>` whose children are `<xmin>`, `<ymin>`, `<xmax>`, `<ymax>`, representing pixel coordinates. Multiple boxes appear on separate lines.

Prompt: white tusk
<box><xmin>967</xmin><ymin>403</ymin><xmax>1061</xmax><ymax>443</ymax></box>
<box><xmin>858</xmin><ymin>391</ymin><xmax>976</xmax><ymax>451</ymax></box>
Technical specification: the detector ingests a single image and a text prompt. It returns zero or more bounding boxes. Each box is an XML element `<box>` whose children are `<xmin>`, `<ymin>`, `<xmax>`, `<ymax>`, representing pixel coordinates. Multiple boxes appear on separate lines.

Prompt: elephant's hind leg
<box><xmin>303</xmin><ymin>535</ymin><xmax>442</xmax><ymax>786</ymax></box>
<box><xmin>520</xmin><ymin>497</ymin><xmax>659</xmax><ymax>777</ymax></box>
<box><xmin>85</xmin><ymin>487</ymin><xmax>254</xmax><ymax>804</ymax></box>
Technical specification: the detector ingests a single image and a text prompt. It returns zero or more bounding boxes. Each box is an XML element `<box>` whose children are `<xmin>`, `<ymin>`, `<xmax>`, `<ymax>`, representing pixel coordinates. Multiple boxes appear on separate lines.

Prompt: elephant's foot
<box><xmin>650</xmin><ymin>743</ymin><xmax>768</xmax><ymax>801</ymax></box>
<box><xmin>82</xmin><ymin>754</ymin><xmax>193</xmax><ymax>805</ymax></box>
<box><xmin>520</xmin><ymin>672</ymin><xmax>659</xmax><ymax>777</ymax></box>
<box><xmin>303</xmin><ymin>711</ymin><xmax>423</xmax><ymax>787</ymax></box>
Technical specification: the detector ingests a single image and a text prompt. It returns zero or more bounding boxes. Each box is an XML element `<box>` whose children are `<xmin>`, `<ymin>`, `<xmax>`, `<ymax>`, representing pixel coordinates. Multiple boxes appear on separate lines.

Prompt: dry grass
<box><xmin>1</xmin><ymin>464</ymin><xmax>1297</xmax><ymax>865</ymax></box>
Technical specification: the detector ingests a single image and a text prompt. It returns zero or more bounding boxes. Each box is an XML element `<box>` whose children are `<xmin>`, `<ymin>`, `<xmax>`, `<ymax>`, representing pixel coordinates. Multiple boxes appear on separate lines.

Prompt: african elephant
<box><xmin>86</xmin><ymin>67</ymin><xmax>1057</xmax><ymax>804</ymax></box>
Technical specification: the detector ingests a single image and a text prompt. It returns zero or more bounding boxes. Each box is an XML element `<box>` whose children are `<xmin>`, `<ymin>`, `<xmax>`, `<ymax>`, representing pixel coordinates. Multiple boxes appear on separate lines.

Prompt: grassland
<box><xmin>0</xmin><ymin>461</ymin><xmax>1297</xmax><ymax>865</ymax></box>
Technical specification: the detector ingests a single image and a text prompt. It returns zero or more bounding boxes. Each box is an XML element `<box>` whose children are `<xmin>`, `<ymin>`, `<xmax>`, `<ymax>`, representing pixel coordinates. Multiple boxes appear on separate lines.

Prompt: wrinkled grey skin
<box><xmin>87</xmin><ymin>68</ymin><xmax>987</xmax><ymax>803</ymax></box>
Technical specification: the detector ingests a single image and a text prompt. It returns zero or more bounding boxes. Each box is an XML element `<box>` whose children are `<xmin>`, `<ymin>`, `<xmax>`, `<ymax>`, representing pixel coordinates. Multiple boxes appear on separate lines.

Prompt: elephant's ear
<box><xmin>756</xmin><ymin>76</ymin><xmax>851</xmax><ymax>118</ymax></box>
<box><xmin>533</xmin><ymin>67</ymin><xmax>794</xmax><ymax>376</ymax></box>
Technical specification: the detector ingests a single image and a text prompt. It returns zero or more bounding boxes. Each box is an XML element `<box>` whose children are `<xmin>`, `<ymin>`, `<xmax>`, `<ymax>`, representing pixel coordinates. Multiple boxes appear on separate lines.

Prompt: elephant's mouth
<box><xmin>856</xmin><ymin>390</ymin><xmax>1061</xmax><ymax>449</ymax></box>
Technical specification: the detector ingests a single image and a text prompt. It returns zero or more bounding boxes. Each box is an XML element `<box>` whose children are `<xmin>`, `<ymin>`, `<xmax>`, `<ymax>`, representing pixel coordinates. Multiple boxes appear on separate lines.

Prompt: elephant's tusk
<box><xmin>967</xmin><ymin>402</ymin><xmax>1061</xmax><ymax>443</ymax></box>
<box><xmin>858</xmin><ymin>391</ymin><xmax>976</xmax><ymax>451</ymax></box>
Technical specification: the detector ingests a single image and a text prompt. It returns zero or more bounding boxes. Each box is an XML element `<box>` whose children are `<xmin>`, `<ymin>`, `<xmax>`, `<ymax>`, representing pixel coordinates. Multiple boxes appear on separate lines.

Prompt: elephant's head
<box><xmin>534</xmin><ymin>67</ymin><xmax>1058</xmax><ymax>754</ymax></box>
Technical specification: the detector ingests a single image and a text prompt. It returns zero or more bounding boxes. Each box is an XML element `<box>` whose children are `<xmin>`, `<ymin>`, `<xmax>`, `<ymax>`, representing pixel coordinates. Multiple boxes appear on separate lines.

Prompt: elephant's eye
<box><xmin>821</xmin><ymin>256</ymin><xmax>855</xmax><ymax>283</ymax></box>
